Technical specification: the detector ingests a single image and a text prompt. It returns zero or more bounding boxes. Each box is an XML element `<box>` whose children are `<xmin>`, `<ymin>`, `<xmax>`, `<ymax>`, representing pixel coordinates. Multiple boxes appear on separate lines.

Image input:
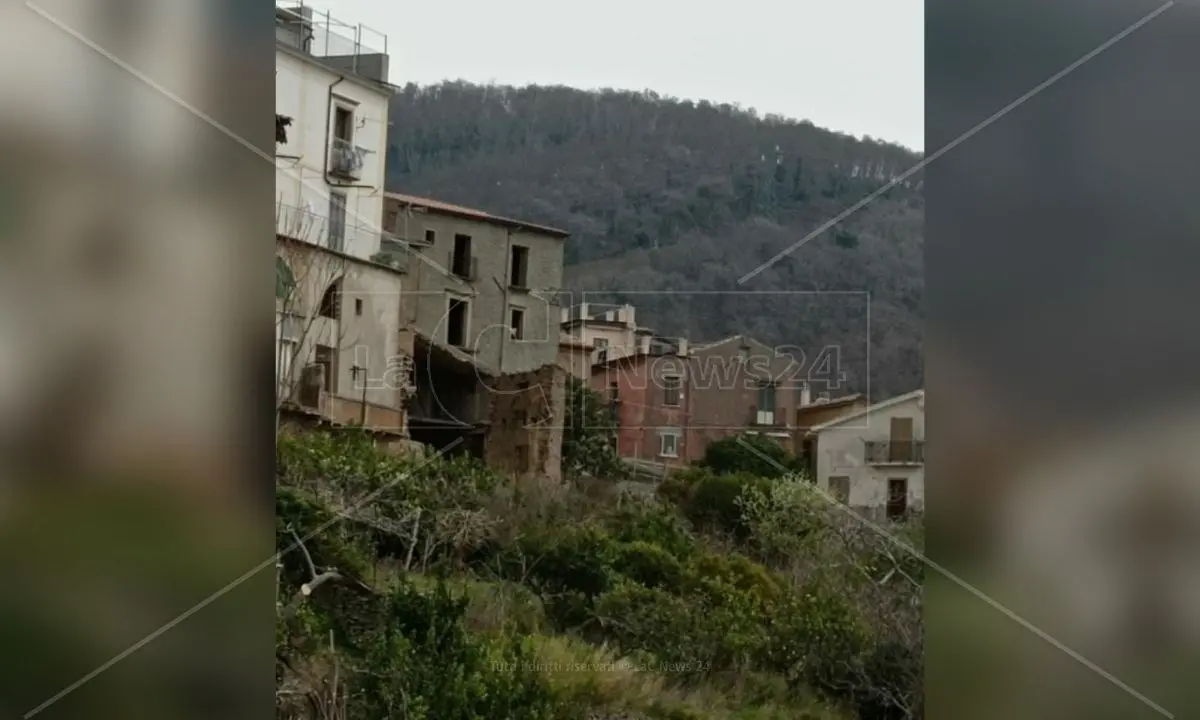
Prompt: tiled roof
<box><xmin>385</xmin><ymin>193</ymin><xmax>569</xmax><ymax>238</ymax></box>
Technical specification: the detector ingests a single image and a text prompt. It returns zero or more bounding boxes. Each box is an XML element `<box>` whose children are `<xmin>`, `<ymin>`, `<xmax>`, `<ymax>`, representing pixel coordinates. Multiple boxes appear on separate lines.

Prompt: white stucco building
<box><xmin>274</xmin><ymin>2</ymin><xmax>392</xmax><ymax>261</ymax></box>
<box><xmin>274</xmin><ymin>3</ymin><xmax>414</xmax><ymax>437</ymax></box>
<box><xmin>810</xmin><ymin>389</ymin><xmax>925</xmax><ymax>520</ymax></box>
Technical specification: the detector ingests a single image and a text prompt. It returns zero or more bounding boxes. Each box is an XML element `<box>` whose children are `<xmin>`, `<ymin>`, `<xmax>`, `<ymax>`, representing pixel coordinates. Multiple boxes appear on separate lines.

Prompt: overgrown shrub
<box><xmin>656</xmin><ymin>466</ymin><xmax>709</xmax><ymax>506</ymax></box>
<box><xmin>609</xmin><ymin>540</ymin><xmax>684</xmax><ymax>590</ymax></box>
<box><xmin>699</xmin><ymin>433</ymin><xmax>805</xmax><ymax>478</ymax></box>
<box><xmin>606</xmin><ymin>498</ymin><xmax>697</xmax><ymax>559</ymax></box>
<box><xmin>682</xmin><ymin>471</ymin><xmax>772</xmax><ymax>538</ymax></box>
<box><xmin>350</xmin><ymin>579</ymin><xmax>560</xmax><ymax>720</ymax></box>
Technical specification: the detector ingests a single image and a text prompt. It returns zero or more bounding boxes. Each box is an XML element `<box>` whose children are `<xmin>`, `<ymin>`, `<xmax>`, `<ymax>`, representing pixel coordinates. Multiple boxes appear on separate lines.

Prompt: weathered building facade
<box><xmin>561</xmin><ymin>303</ymin><xmax>646</xmax><ymax>365</ymax></box>
<box><xmin>275</xmin><ymin>4</ymin><xmax>392</xmax><ymax>262</ymax></box>
<box><xmin>383</xmin><ymin>193</ymin><xmax>568</xmax><ymax>375</ymax></box>
<box><xmin>809</xmin><ymin>389</ymin><xmax>926</xmax><ymax>520</ymax></box>
<box><xmin>685</xmin><ymin>334</ymin><xmax>805</xmax><ymax>461</ymax></box>
<box><xmin>591</xmin><ymin>336</ymin><xmax>691</xmax><ymax>468</ymax></box>
<box><xmin>275</xmin><ymin>234</ymin><xmax>414</xmax><ymax>435</ymax></box>
<box><xmin>379</xmin><ymin>193</ymin><xmax>569</xmax><ymax>477</ymax></box>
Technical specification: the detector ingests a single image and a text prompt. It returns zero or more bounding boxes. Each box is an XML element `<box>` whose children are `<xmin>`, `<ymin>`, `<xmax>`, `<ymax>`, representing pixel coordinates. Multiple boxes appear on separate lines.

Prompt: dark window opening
<box><xmin>424</xmin><ymin>228</ymin><xmax>436</xmax><ymax>244</ymax></box>
<box><xmin>447</xmin><ymin>298</ymin><xmax>468</xmax><ymax>348</ymax></box>
<box><xmin>452</xmin><ymin>234</ymin><xmax>472</xmax><ymax>278</ymax></box>
<box><xmin>333</xmin><ymin>106</ymin><xmax>353</xmax><ymax>142</ymax></box>
<box><xmin>509</xmin><ymin>307</ymin><xmax>525</xmax><ymax>340</ymax></box>
<box><xmin>318</xmin><ymin>279</ymin><xmax>341</xmax><ymax>319</ymax></box>
<box><xmin>328</xmin><ymin>193</ymin><xmax>346</xmax><ymax>252</ymax></box>
<box><xmin>755</xmin><ymin>381</ymin><xmax>776</xmax><ymax>425</ymax></box>
<box><xmin>354</xmin><ymin>298</ymin><xmax>363</xmax><ymax>316</ymax></box>
<box><xmin>756</xmin><ymin>381</ymin><xmax>776</xmax><ymax>410</ymax></box>
<box><xmin>830</xmin><ymin>476</ymin><xmax>850</xmax><ymax>504</ymax></box>
<box><xmin>887</xmin><ymin>478</ymin><xmax>908</xmax><ymax>520</ymax></box>
<box><xmin>663</xmin><ymin>375</ymin><xmax>681</xmax><ymax>406</ymax></box>
<box><xmin>608</xmin><ymin>382</ymin><xmax>620</xmax><ymax>403</ymax></box>
<box><xmin>510</xmin><ymin>245</ymin><xmax>530</xmax><ymax>288</ymax></box>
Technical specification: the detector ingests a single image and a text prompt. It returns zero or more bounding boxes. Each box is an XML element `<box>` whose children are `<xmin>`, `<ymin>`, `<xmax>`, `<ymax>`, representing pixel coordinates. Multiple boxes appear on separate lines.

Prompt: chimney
<box><xmin>579</xmin><ymin>302</ymin><xmax>589</xmax><ymax>322</ymax></box>
<box><xmin>639</xmin><ymin>335</ymin><xmax>651</xmax><ymax>355</ymax></box>
<box><xmin>677</xmin><ymin>337</ymin><xmax>688</xmax><ymax>356</ymax></box>
<box><xmin>800</xmin><ymin>384</ymin><xmax>812</xmax><ymax>406</ymax></box>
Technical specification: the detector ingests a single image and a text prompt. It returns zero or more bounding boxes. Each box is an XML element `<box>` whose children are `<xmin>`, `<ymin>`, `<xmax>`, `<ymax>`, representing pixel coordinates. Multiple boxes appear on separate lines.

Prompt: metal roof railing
<box><xmin>275</xmin><ymin>1</ymin><xmax>388</xmax><ymax>62</ymax></box>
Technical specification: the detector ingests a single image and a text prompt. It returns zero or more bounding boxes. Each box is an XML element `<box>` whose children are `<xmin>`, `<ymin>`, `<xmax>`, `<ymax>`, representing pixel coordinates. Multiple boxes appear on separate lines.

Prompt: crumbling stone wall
<box><xmin>483</xmin><ymin>364</ymin><xmax>566</xmax><ymax>483</ymax></box>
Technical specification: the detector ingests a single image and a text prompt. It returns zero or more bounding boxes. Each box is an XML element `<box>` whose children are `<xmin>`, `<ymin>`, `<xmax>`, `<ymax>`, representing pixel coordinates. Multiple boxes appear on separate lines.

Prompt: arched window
<box><xmin>318</xmin><ymin>277</ymin><xmax>343</xmax><ymax>319</ymax></box>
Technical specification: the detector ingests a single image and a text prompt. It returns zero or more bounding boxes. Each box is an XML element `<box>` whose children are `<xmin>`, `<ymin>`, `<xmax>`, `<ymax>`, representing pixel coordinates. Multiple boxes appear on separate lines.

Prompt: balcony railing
<box><xmin>864</xmin><ymin>440</ymin><xmax>925</xmax><ymax>465</ymax></box>
<box><xmin>276</xmin><ymin>200</ymin><xmax>382</xmax><ymax>255</ymax></box>
<box><xmin>329</xmin><ymin>137</ymin><xmax>367</xmax><ymax>180</ymax></box>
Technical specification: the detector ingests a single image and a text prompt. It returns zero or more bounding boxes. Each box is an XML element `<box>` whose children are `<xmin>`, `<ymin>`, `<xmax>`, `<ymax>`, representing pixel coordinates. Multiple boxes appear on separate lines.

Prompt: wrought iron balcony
<box><xmin>864</xmin><ymin>440</ymin><xmax>925</xmax><ymax>466</ymax></box>
<box><xmin>329</xmin><ymin>137</ymin><xmax>367</xmax><ymax>180</ymax></box>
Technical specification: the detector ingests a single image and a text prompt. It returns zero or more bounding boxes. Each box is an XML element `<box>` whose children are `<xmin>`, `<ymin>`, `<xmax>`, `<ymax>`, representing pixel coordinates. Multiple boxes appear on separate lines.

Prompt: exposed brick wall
<box><xmin>483</xmin><ymin>364</ymin><xmax>566</xmax><ymax>483</ymax></box>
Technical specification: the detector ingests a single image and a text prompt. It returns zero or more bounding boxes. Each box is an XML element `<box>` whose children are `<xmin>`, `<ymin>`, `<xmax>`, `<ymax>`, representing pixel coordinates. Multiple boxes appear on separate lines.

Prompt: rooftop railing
<box><xmin>275</xmin><ymin>1</ymin><xmax>388</xmax><ymax>62</ymax></box>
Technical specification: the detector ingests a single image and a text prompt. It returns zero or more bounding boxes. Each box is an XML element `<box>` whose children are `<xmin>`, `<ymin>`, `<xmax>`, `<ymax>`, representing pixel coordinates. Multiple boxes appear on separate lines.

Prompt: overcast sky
<box><xmin>317</xmin><ymin>0</ymin><xmax>924</xmax><ymax>151</ymax></box>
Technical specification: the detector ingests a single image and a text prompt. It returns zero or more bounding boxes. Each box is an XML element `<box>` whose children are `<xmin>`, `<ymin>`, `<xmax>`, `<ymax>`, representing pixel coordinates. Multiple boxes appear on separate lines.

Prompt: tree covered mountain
<box><xmin>386</xmin><ymin>81</ymin><xmax>924</xmax><ymax>399</ymax></box>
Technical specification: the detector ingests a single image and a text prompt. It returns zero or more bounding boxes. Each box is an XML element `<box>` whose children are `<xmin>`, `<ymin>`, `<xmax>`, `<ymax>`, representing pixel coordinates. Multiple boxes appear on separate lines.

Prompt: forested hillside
<box><xmin>385</xmin><ymin>82</ymin><xmax>924</xmax><ymax>398</ymax></box>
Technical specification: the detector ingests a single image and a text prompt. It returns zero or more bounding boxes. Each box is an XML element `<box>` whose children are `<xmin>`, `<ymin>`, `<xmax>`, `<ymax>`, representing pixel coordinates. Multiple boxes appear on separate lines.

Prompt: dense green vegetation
<box><xmin>385</xmin><ymin>82</ymin><xmax>924</xmax><ymax>398</ymax></box>
<box><xmin>276</xmin><ymin>425</ymin><xmax>923</xmax><ymax>719</ymax></box>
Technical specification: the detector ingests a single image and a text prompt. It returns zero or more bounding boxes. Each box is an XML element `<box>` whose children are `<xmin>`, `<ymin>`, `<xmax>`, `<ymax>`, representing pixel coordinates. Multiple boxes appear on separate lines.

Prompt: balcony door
<box><xmin>889</xmin><ymin>416</ymin><xmax>913</xmax><ymax>462</ymax></box>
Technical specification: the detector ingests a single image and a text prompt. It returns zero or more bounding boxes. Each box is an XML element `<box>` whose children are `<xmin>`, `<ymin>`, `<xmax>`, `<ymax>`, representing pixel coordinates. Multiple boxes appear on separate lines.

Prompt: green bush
<box><xmin>656</xmin><ymin>467</ymin><xmax>700</xmax><ymax>505</ymax></box>
<box><xmin>699</xmin><ymin>433</ymin><xmax>804</xmax><ymax>478</ymax></box>
<box><xmin>351</xmin><ymin>579</ymin><xmax>560</xmax><ymax>720</ymax></box>
<box><xmin>759</xmin><ymin>586</ymin><xmax>868</xmax><ymax>701</ymax></box>
<box><xmin>607</xmin><ymin>499</ymin><xmax>697</xmax><ymax>559</ymax></box>
<box><xmin>609</xmin><ymin>540</ymin><xmax>684</xmax><ymax>589</ymax></box>
<box><xmin>683</xmin><ymin>471</ymin><xmax>772</xmax><ymax>539</ymax></box>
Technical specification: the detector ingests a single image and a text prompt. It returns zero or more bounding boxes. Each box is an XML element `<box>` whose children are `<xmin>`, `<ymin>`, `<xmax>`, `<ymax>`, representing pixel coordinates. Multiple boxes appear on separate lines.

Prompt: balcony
<box><xmin>329</xmin><ymin>137</ymin><xmax>367</xmax><ymax>180</ymax></box>
<box><xmin>276</xmin><ymin>200</ymin><xmax>381</xmax><ymax>256</ymax></box>
<box><xmin>864</xmin><ymin>440</ymin><xmax>925</xmax><ymax>466</ymax></box>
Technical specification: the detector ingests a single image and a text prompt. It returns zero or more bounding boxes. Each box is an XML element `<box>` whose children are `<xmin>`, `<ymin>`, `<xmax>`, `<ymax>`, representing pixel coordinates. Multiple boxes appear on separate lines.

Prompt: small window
<box><xmin>447</xmin><ymin>298</ymin><xmax>468</xmax><ymax>347</ymax></box>
<box><xmin>509</xmin><ymin>307</ymin><xmax>525</xmax><ymax>340</ymax></box>
<box><xmin>510</xmin><ymin>245</ymin><xmax>530</xmax><ymax>288</ymax></box>
<box><xmin>662</xmin><ymin>375</ymin><xmax>681</xmax><ymax>406</ymax></box>
<box><xmin>595</xmin><ymin>337</ymin><xmax>609</xmax><ymax>364</ymax></box>
<box><xmin>424</xmin><ymin>228</ymin><xmax>436</xmax><ymax>245</ymax></box>
<box><xmin>659</xmin><ymin>430</ymin><xmax>680</xmax><ymax>458</ymax></box>
<box><xmin>354</xmin><ymin>298</ymin><xmax>363</xmax><ymax>316</ymax></box>
<box><xmin>829</xmin><ymin>476</ymin><xmax>850</xmax><ymax>504</ymax></box>
<box><xmin>887</xmin><ymin>478</ymin><xmax>908</xmax><ymax>520</ymax></box>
